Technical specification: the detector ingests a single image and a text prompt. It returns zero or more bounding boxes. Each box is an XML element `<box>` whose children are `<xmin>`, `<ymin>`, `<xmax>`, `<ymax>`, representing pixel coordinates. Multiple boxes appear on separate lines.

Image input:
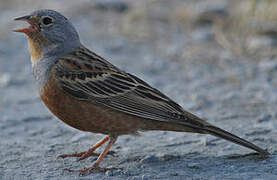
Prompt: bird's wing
<box><xmin>54</xmin><ymin>46</ymin><xmax>204</xmax><ymax>127</ymax></box>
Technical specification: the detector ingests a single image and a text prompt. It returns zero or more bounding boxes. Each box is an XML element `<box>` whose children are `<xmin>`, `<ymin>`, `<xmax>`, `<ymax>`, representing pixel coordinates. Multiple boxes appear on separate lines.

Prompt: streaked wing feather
<box><xmin>54</xmin><ymin>46</ymin><xmax>193</xmax><ymax>124</ymax></box>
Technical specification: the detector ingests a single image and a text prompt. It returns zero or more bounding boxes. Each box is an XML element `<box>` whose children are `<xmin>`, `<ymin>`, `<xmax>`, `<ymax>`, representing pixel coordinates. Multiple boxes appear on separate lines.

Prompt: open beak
<box><xmin>13</xmin><ymin>15</ymin><xmax>40</xmax><ymax>33</ymax></box>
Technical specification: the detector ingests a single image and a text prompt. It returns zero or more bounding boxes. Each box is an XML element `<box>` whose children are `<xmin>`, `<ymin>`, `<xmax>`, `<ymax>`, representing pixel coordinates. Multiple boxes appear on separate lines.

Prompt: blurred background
<box><xmin>0</xmin><ymin>0</ymin><xmax>276</xmax><ymax>179</ymax></box>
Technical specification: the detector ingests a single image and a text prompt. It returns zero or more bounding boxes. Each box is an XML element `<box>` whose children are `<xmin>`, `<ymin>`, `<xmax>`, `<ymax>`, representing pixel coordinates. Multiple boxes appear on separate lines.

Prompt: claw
<box><xmin>61</xmin><ymin>136</ymin><xmax>117</xmax><ymax>175</ymax></box>
<box><xmin>58</xmin><ymin>136</ymin><xmax>112</xmax><ymax>160</ymax></box>
<box><xmin>64</xmin><ymin>164</ymin><xmax>106</xmax><ymax>176</ymax></box>
<box><xmin>57</xmin><ymin>151</ymin><xmax>87</xmax><ymax>159</ymax></box>
<box><xmin>77</xmin><ymin>152</ymin><xmax>100</xmax><ymax>161</ymax></box>
<box><xmin>58</xmin><ymin>150</ymin><xmax>116</xmax><ymax>160</ymax></box>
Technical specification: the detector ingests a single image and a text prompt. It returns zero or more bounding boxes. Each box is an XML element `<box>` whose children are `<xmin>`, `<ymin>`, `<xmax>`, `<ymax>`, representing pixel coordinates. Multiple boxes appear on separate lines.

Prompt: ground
<box><xmin>0</xmin><ymin>0</ymin><xmax>277</xmax><ymax>179</ymax></box>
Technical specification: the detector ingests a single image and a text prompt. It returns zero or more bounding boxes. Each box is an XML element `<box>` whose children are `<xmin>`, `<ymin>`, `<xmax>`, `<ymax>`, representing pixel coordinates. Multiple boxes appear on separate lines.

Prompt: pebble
<box><xmin>259</xmin><ymin>60</ymin><xmax>277</xmax><ymax>74</ymax></box>
<box><xmin>192</xmin><ymin>28</ymin><xmax>213</xmax><ymax>41</ymax></box>
<box><xmin>156</xmin><ymin>153</ymin><xmax>177</xmax><ymax>161</ymax></box>
<box><xmin>257</xmin><ymin>114</ymin><xmax>272</xmax><ymax>123</ymax></box>
<box><xmin>187</xmin><ymin>163</ymin><xmax>200</xmax><ymax>169</ymax></box>
<box><xmin>0</xmin><ymin>73</ymin><xmax>11</xmax><ymax>87</ymax></box>
<box><xmin>248</xmin><ymin>36</ymin><xmax>275</xmax><ymax>50</ymax></box>
<box><xmin>128</xmin><ymin>176</ymin><xmax>140</xmax><ymax>180</ymax></box>
<box><xmin>105</xmin><ymin>170</ymin><xmax>113</xmax><ymax>176</ymax></box>
<box><xmin>141</xmin><ymin>174</ymin><xmax>151</xmax><ymax>180</ymax></box>
<box><xmin>112</xmin><ymin>169</ymin><xmax>122</xmax><ymax>176</ymax></box>
<box><xmin>139</xmin><ymin>155</ymin><xmax>159</xmax><ymax>164</ymax></box>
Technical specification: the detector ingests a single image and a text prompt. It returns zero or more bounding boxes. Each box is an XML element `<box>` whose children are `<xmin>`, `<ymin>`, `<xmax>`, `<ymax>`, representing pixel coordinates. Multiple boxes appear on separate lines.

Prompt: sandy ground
<box><xmin>0</xmin><ymin>0</ymin><xmax>277</xmax><ymax>179</ymax></box>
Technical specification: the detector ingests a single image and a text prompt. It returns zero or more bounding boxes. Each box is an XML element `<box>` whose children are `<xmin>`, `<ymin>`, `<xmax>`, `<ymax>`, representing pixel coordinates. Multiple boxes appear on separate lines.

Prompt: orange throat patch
<box><xmin>27</xmin><ymin>36</ymin><xmax>42</xmax><ymax>63</ymax></box>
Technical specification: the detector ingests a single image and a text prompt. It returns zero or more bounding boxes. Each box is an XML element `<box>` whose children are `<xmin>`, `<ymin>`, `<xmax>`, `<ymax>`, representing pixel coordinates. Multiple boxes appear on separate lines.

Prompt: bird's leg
<box><xmin>65</xmin><ymin>135</ymin><xmax>117</xmax><ymax>175</ymax></box>
<box><xmin>58</xmin><ymin>136</ymin><xmax>109</xmax><ymax>160</ymax></box>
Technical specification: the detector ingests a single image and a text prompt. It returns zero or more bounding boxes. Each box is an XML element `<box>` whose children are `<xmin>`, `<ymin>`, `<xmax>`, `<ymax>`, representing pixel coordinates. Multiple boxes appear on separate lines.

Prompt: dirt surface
<box><xmin>0</xmin><ymin>0</ymin><xmax>277</xmax><ymax>179</ymax></box>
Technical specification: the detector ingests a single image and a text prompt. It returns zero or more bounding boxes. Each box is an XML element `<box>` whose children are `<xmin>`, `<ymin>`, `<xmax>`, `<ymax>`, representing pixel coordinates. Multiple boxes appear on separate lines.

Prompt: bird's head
<box><xmin>14</xmin><ymin>9</ymin><xmax>80</xmax><ymax>63</ymax></box>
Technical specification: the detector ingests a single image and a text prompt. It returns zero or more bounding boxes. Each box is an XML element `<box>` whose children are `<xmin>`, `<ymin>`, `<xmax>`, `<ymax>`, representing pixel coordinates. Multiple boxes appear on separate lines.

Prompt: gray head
<box><xmin>14</xmin><ymin>9</ymin><xmax>81</xmax><ymax>60</ymax></box>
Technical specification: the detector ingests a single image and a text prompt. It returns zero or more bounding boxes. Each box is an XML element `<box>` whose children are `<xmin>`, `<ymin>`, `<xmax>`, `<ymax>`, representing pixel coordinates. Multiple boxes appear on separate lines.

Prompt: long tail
<box><xmin>203</xmin><ymin>125</ymin><xmax>269</xmax><ymax>156</ymax></box>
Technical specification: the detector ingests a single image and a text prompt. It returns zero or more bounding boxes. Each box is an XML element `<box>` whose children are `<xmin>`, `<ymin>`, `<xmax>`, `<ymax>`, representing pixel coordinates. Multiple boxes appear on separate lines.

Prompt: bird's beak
<box><xmin>13</xmin><ymin>15</ymin><xmax>40</xmax><ymax>33</ymax></box>
<box><xmin>14</xmin><ymin>15</ymin><xmax>31</xmax><ymax>21</ymax></box>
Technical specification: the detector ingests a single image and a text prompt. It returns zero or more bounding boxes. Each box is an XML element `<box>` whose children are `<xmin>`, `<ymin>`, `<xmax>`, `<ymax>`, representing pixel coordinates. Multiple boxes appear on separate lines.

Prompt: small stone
<box><xmin>112</xmin><ymin>169</ymin><xmax>122</xmax><ymax>176</ymax></box>
<box><xmin>105</xmin><ymin>170</ymin><xmax>113</xmax><ymax>176</ymax></box>
<box><xmin>129</xmin><ymin>176</ymin><xmax>140</xmax><ymax>180</ymax></box>
<box><xmin>122</xmin><ymin>170</ymin><xmax>131</xmax><ymax>176</ymax></box>
<box><xmin>139</xmin><ymin>155</ymin><xmax>159</xmax><ymax>164</ymax></box>
<box><xmin>257</xmin><ymin>114</ymin><xmax>272</xmax><ymax>123</ymax></box>
<box><xmin>200</xmin><ymin>137</ymin><xmax>207</xmax><ymax>146</ymax></box>
<box><xmin>259</xmin><ymin>60</ymin><xmax>277</xmax><ymax>72</ymax></box>
<box><xmin>141</xmin><ymin>175</ymin><xmax>151</xmax><ymax>180</ymax></box>
<box><xmin>170</xmin><ymin>172</ymin><xmax>179</xmax><ymax>176</ymax></box>
<box><xmin>0</xmin><ymin>73</ymin><xmax>11</xmax><ymax>87</ymax></box>
<box><xmin>156</xmin><ymin>153</ymin><xmax>177</xmax><ymax>161</ymax></box>
<box><xmin>187</xmin><ymin>163</ymin><xmax>200</xmax><ymax>169</ymax></box>
<box><xmin>192</xmin><ymin>28</ymin><xmax>213</xmax><ymax>41</ymax></box>
<box><xmin>248</xmin><ymin>36</ymin><xmax>275</xmax><ymax>50</ymax></box>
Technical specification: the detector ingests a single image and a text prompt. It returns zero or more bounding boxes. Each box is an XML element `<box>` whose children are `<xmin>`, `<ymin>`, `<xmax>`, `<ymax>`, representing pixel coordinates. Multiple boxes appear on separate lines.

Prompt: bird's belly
<box><xmin>40</xmin><ymin>77</ymin><xmax>146</xmax><ymax>135</ymax></box>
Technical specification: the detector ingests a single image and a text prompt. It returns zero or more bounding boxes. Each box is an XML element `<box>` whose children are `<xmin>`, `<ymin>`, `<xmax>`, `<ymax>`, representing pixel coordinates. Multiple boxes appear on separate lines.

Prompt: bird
<box><xmin>14</xmin><ymin>9</ymin><xmax>269</xmax><ymax>175</ymax></box>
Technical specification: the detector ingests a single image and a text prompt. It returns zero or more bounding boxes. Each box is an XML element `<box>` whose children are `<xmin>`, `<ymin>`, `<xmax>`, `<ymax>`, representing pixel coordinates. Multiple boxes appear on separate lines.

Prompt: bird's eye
<box><xmin>41</xmin><ymin>16</ymin><xmax>54</xmax><ymax>26</ymax></box>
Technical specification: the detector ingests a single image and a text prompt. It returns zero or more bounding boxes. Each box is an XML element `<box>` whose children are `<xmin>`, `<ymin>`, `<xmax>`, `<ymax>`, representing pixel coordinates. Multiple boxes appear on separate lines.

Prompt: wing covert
<box><xmin>54</xmin><ymin>46</ymin><xmax>192</xmax><ymax>124</ymax></box>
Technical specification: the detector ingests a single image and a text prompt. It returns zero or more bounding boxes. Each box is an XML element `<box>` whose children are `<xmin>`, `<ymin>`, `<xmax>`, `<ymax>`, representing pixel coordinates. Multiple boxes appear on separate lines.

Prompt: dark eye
<box><xmin>41</xmin><ymin>17</ymin><xmax>53</xmax><ymax>25</ymax></box>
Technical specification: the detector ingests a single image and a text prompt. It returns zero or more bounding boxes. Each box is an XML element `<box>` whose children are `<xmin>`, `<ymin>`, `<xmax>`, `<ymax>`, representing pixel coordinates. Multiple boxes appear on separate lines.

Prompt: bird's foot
<box><xmin>58</xmin><ymin>151</ymin><xmax>99</xmax><ymax>159</ymax></box>
<box><xmin>64</xmin><ymin>164</ymin><xmax>106</xmax><ymax>176</ymax></box>
<box><xmin>58</xmin><ymin>150</ymin><xmax>116</xmax><ymax>161</ymax></box>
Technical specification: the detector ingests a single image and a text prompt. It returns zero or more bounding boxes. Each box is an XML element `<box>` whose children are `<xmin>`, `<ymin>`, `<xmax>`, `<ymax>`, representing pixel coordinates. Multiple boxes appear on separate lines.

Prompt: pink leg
<box><xmin>58</xmin><ymin>136</ymin><xmax>109</xmax><ymax>160</ymax></box>
<box><xmin>65</xmin><ymin>136</ymin><xmax>117</xmax><ymax>175</ymax></box>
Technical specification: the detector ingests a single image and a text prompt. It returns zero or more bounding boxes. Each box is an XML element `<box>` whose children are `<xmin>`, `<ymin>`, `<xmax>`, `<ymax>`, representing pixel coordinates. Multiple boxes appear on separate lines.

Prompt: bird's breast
<box><xmin>39</xmin><ymin>71</ymin><xmax>147</xmax><ymax>134</ymax></box>
<box><xmin>40</xmin><ymin>73</ymin><xmax>96</xmax><ymax>131</ymax></box>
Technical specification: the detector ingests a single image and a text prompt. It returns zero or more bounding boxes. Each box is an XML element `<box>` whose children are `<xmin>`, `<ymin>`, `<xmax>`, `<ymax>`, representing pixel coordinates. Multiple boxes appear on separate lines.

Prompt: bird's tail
<box><xmin>202</xmin><ymin>125</ymin><xmax>269</xmax><ymax>156</ymax></box>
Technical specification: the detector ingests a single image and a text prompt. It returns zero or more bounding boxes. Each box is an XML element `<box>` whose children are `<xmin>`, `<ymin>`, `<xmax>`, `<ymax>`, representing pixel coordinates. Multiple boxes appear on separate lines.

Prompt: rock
<box><xmin>200</xmin><ymin>137</ymin><xmax>207</xmax><ymax>146</ymax></box>
<box><xmin>187</xmin><ymin>163</ymin><xmax>200</xmax><ymax>169</ymax></box>
<box><xmin>141</xmin><ymin>174</ymin><xmax>151</xmax><ymax>180</ymax></box>
<box><xmin>105</xmin><ymin>170</ymin><xmax>113</xmax><ymax>176</ymax></box>
<box><xmin>156</xmin><ymin>153</ymin><xmax>179</xmax><ymax>161</ymax></box>
<box><xmin>192</xmin><ymin>28</ymin><xmax>213</xmax><ymax>41</ymax></box>
<box><xmin>0</xmin><ymin>73</ymin><xmax>11</xmax><ymax>87</ymax></box>
<box><xmin>128</xmin><ymin>176</ymin><xmax>141</xmax><ymax>180</ymax></box>
<box><xmin>139</xmin><ymin>155</ymin><xmax>159</xmax><ymax>164</ymax></box>
<box><xmin>257</xmin><ymin>114</ymin><xmax>272</xmax><ymax>123</ymax></box>
<box><xmin>112</xmin><ymin>169</ymin><xmax>123</xmax><ymax>176</ymax></box>
<box><xmin>259</xmin><ymin>60</ymin><xmax>277</xmax><ymax>72</ymax></box>
<box><xmin>248</xmin><ymin>36</ymin><xmax>275</xmax><ymax>50</ymax></box>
